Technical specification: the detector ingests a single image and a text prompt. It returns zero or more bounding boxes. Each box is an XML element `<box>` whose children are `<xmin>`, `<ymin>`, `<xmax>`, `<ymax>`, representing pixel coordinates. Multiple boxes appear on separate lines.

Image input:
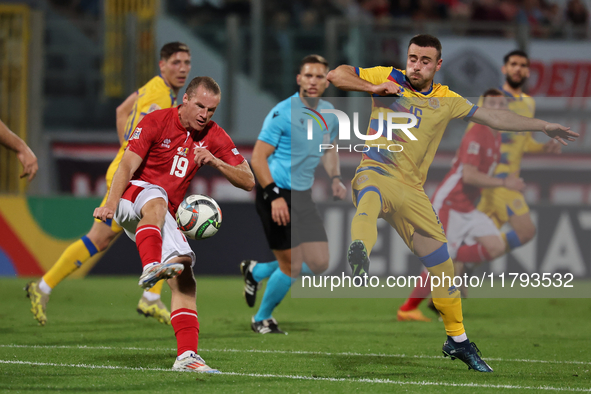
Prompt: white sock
<box><xmin>177</xmin><ymin>350</ymin><xmax>195</xmax><ymax>360</ymax></box>
<box><xmin>451</xmin><ymin>333</ymin><xmax>468</xmax><ymax>343</ymax></box>
<box><xmin>142</xmin><ymin>291</ymin><xmax>160</xmax><ymax>301</ymax></box>
<box><xmin>39</xmin><ymin>279</ymin><xmax>52</xmax><ymax>294</ymax></box>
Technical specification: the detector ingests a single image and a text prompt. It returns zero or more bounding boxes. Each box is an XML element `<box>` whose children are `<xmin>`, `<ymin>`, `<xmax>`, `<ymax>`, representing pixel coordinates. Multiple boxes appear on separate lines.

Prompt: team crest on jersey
<box><xmin>148</xmin><ymin>103</ymin><xmax>161</xmax><ymax>114</ymax></box>
<box><xmin>161</xmin><ymin>138</ymin><xmax>171</xmax><ymax>148</ymax></box>
<box><xmin>177</xmin><ymin>147</ymin><xmax>189</xmax><ymax>157</ymax></box>
<box><xmin>130</xmin><ymin>127</ymin><xmax>142</xmax><ymax>140</ymax></box>
<box><xmin>513</xmin><ymin>198</ymin><xmax>523</xmax><ymax>210</ymax></box>
<box><xmin>356</xmin><ymin>174</ymin><xmax>369</xmax><ymax>185</ymax></box>
<box><xmin>428</xmin><ymin>97</ymin><xmax>440</xmax><ymax>109</ymax></box>
<box><xmin>194</xmin><ymin>141</ymin><xmax>208</xmax><ymax>150</ymax></box>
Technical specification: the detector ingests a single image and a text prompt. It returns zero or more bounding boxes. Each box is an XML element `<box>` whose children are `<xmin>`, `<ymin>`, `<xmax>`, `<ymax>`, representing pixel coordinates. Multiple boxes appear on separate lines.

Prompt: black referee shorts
<box><xmin>255</xmin><ymin>184</ymin><xmax>327</xmax><ymax>251</ymax></box>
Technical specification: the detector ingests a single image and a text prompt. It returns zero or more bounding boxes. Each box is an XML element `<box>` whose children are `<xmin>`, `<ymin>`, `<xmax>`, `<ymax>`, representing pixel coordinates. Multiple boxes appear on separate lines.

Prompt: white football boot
<box><xmin>172</xmin><ymin>352</ymin><xmax>220</xmax><ymax>373</ymax></box>
<box><xmin>138</xmin><ymin>262</ymin><xmax>184</xmax><ymax>290</ymax></box>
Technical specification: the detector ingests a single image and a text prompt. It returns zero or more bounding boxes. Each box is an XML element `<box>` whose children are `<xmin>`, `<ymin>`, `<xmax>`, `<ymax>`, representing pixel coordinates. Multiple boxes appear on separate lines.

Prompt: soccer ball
<box><xmin>175</xmin><ymin>195</ymin><xmax>222</xmax><ymax>240</ymax></box>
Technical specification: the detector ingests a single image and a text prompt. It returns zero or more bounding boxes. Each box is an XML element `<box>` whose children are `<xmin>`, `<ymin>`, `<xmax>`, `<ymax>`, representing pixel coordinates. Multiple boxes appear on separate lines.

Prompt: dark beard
<box><xmin>506</xmin><ymin>75</ymin><xmax>526</xmax><ymax>89</ymax></box>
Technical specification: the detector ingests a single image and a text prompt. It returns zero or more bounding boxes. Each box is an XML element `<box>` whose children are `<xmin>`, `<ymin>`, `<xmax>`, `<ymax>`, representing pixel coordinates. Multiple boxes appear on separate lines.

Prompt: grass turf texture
<box><xmin>1</xmin><ymin>277</ymin><xmax>590</xmax><ymax>393</ymax></box>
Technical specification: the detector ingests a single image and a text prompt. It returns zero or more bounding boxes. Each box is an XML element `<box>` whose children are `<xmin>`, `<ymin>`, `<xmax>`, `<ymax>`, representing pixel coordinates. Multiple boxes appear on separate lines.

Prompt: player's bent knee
<box><xmin>169</xmin><ymin>257</ymin><xmax>195</xmax><ymax>295</ymax></box>
<box><xmin>87</xmin><ymin>227</ymin><xmax>118</xmax><ymax>252</ymax></box>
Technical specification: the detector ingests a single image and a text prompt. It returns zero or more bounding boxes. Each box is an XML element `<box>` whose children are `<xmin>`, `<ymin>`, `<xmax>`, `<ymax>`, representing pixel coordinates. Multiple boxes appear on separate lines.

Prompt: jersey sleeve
<box><xmin>137</xmin><ymin>90</ymin><xmax>175</xmax><ymax>115</ymax></box>
<box><xmin>457</xmin><ymin>127</ymin><xmax>485</xmax><ymax>167</ymax></box>
<box><xmin>211</xmin><ymin>126</ymin><xmax>245</xmax><ymax>166</ymax></box>
<box><xmin>356</xmin><ymin>66</ymin><xmax>394</xmax><ymax>86</ymax></box>
<box><xmin>258</xmin><ymin>106</ymin><xmax>284</xmax><ymax>147</ymax></box>
<box><xmin>523</xmin><ymin>132</ymin><xmax>545</xmax><ymax>153</ymax></box>
<box><xmin>126</xmin><ymin>115</ymin><xmax>161</xmax><ymax>160</ymax></box>
<box><xmin>448</xmin><ymin>91</ymin><xmax>479</xmax><ymax>120</ymax></box>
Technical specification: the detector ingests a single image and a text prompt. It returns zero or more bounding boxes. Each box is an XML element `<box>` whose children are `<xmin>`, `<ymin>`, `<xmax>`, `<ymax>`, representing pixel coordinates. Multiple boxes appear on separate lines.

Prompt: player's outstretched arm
<box><xmin>93</xmin><ymin>150</ymin><xmax>143</xmax><ymax>221</ymax></box>
<box><xmin>472</xmin><ymin>107</ymin><xmax>579</xmax><ymax>146</ymax></box>
<box><xmin>0</xmin><ymin>119</ymin><xmax>38</xmax><ymax>182</ymax></box>
<box><xmin>327</xmin><ymin>65</ymin><xmax>401</xmax><ymax>96</ymax></box>
<box><xmin>463</xmin><ymin>164</ymin><xmax>524</xmax><ymax>191</ymax></box>
<box><xmin>116</xmin><ymin>91</ymin><xmax>139</xmax><ymax>145</ymax></box>
<box><xmin>194</xmin><ymin>148</ymin><xmax>254</xmax><ymax>191</ymax></box>
<box><xmin>321</xmin><ymin>142</ymin><xmax>346</xmax><ymax>200</ymax></box>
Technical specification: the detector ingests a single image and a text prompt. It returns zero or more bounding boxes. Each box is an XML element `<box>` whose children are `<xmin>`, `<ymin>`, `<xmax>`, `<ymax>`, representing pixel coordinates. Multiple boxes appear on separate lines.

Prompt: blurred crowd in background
<box><xmin>48</xmin><ymin>0</ymin><xmax>589</xmax><ymax>38</ymax></box>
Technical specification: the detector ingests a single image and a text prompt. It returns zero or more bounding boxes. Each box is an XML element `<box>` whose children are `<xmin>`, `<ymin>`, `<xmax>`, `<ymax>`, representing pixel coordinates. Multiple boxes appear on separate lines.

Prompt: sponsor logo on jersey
<box><xmin>467</xmin><ymin>141</ymin><xmax>480</xmax><ymax>155</ymax></box>
<box><xmin>356</xmin><ymin>174</ymin><xmax>369</xmax><ymax>185</ymax></box>
<box><xmin>130</xmin><ymin>127</ymin><xmax>142</xmax><ymax>140</ymax></box>
<box><xmin>148</xmin><ymin>103</ymin><xmax>161</xmax><ymax>114</ymax></box>
<box><xmin>162</xmin><ymin>138</ymin><xmax>171</xmax><ymax>148</ymax></box>
<box><xmin>232</xmin><ymin>148</ymin><xmax>239</xmax><ymax>155</ymax></box>
<box><xmin>177</xmin><ymin>147</ymin><xmax>189</xmax><ymax>156</ymax></box>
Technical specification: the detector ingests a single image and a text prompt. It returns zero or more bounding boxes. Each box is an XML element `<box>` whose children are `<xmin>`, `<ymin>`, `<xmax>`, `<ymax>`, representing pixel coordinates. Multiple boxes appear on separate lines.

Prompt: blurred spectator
<box><xmin>413</xmin><ymin>0</ymin><xmax>444</xmax><ymax>21</ymax></box>
<box><xmin>566</xmin><ymin>0</ymin><xmax>589</xmax><ymax>26</ymax></box>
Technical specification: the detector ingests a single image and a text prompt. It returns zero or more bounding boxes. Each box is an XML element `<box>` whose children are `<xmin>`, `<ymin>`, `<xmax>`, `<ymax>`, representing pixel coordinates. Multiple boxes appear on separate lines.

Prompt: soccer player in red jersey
<box><xmin>398</xmin><ymin>89</ymin><xmax>525</xmax><ymax>322</ymax></box>
<box><xmin>94</xmin><ymin>76</ymin><xmax>255</xmax><ymax>373</ymax></box>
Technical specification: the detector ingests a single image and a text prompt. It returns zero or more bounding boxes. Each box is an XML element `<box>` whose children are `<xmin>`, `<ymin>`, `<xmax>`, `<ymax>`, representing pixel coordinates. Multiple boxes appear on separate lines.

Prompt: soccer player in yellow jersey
<box><xmin>25</xmin><ymin>42</ymin><xmax>191</xmax><ymax>326</ymax></box>
<box><xmin>475</xmin><ymin>50</ymin><xmax>561</xmax><ymax>252</ymax></box>
<box><xmin>328</xmin><ymin>34</ymin><xmax>577</xmax><ymax>372</ymax></box>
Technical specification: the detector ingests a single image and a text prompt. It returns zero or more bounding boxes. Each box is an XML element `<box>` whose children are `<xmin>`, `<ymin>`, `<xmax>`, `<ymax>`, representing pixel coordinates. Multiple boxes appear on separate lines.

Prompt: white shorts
<box><xmin>114</xmin><ymin>180</ymin><xmax>196</xmax><ymax>267</ymax></box>
<box><xmin>442</xmin><ymin>208</ymin><xmax>501</xmax><ymax>260</ymax></box>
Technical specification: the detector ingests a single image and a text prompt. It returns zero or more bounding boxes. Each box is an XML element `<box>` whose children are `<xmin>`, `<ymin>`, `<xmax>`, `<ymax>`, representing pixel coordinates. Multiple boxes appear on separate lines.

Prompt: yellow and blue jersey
<box><xmin>122</xmin><ymin>75</ymin><xmax>177</xmax><ymax>146</ymax></box>
<box><xmin>466</xmin><ymin>88</ymin><xmax>541</xmax><ymax>178</ymax></box>
<box><xmin>355</xmin><ymin>66</ymin><xmax>478</xmax><ymax>188</ymax></box>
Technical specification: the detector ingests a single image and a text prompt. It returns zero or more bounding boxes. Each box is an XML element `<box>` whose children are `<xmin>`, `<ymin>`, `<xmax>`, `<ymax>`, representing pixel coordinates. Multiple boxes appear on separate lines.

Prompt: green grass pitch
<box><xmin>1</xmin><ymin>276</ymin><xmax>590</xmax><ymax>393</ymax></box>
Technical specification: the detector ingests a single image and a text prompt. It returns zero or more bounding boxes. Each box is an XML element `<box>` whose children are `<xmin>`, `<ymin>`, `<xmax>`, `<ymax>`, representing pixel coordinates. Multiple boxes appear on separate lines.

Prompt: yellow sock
<box><xmin>351</xmin><ymin>189</ymin><xmax>381</xmax><ymax>255</ymax></box>
<box><xmin>427</xmin><ymin>257</ymin><xmax>465</xmax><ymax>336</ymax></box>
<box><xmin>43</xmin><ymin>236</ymin><xmax>99</xmax><ymax>289</ymax></box>
<box><xmin>148</xmin><ymin>280</ymin><xmax>164</xmax><ymax>295</ymax></box>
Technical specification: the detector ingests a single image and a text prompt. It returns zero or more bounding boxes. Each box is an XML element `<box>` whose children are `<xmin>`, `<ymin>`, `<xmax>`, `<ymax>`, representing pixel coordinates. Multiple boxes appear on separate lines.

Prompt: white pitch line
<box><xmin>1</xmin><ymin>344</ymin><xmax>590</xmax><ymax>366</ymax></box>
<box><xmin>0</xmin><ymin>359</ymin><xmax>589</xmax><ymax>392</ymax></box>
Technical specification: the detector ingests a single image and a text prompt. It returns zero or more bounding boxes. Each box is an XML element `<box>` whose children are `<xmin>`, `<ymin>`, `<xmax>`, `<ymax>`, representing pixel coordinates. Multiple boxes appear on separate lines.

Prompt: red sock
<box><xmin>135</xmin><ymin>225</ymin><xmax>162</xmax><ymax>268</ymax></box>
<box><xmin>171</xmin><ymin>308</ymin><xmax>199</xmax><ymax>356</ymax></box>
<box><xmin>456</xmin><ymin>243</ymin><xmax>491</xmax><ymax>263</ymax></box>
<box><xmin>400</xmin><ymin>270</ymin><xmax>431</xmax><ymax>311</ymax></box>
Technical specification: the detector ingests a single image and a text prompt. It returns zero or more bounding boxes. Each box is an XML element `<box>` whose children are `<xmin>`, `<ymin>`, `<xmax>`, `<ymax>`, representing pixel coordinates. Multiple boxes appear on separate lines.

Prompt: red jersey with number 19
<box><xmin>432</xmin><ymin>124</ymin><xmax>501</xmax><ymax>213</ymax></box>
<box><xmin>127</xmin><ymin>106</ymin><xmax>245</xmax><ymax>215</ymax></box>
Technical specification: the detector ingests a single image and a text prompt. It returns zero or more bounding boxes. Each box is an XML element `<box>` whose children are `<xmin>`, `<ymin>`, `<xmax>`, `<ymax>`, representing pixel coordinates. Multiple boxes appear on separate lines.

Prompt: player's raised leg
<box><xmin>348</xmin><ymin>185</ymin><xmax>381</xmax><ymax>277</ymax></box>
<box><xmin>136</xmin><ymin>197</ymin><xmax>184</xmax><ymax>289</ymax></box>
